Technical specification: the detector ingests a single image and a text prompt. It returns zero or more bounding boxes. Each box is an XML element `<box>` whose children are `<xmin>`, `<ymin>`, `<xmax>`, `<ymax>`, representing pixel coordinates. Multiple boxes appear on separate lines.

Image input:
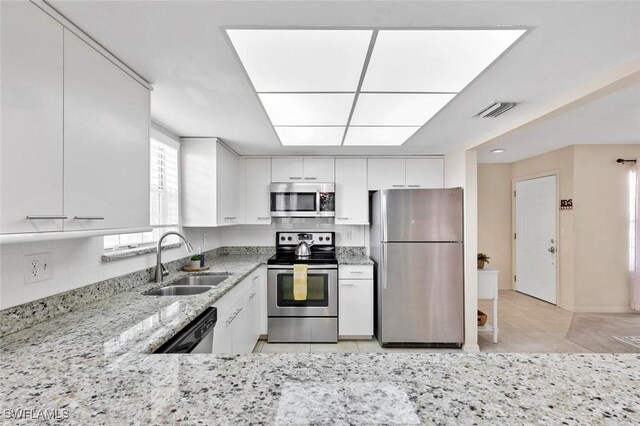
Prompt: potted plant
<box><xmin>477</xmin><ymin>253</ymin><xmax>490</xmax><ymax>269</ymax></box>
<box><xmin>189</xmin><ymin>254</ymin><xmax>202</xmax><ymax>269</ymax></box>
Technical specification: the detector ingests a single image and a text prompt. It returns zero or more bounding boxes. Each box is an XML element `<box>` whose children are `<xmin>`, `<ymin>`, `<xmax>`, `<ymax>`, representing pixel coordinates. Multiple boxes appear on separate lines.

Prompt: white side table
<box><xmin>478</xmin><ymin>268</ymin><xmax>499</xmax><ymax>343</ymax></box>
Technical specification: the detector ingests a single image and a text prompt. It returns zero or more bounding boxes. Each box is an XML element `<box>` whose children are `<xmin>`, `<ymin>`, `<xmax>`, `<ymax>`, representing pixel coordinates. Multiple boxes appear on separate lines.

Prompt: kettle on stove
<box><xmin>295</xmin><ymin>240</ymin><xmax>314</xmax><ymax>258</ymax></box>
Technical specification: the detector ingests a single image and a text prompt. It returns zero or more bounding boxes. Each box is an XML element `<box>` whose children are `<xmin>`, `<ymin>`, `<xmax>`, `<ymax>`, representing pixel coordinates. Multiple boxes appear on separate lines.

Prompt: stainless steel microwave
<box><xmin>270</xmin><ymin>183</ymin><xmax>335</xmax><ymax>218</ymax></box>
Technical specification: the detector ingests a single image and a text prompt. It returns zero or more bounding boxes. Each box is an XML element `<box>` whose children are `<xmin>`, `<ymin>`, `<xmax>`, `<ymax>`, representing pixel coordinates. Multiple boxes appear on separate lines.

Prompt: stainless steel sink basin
<box><xmin>171</xmin><ymin>274</ymin><xmax>231</xmax><ymax>287</ymax></box>
<box><xmin>143</xmin><ymin>274</ymin><xmax>231</xmax><ymax>296</ymax></box>
<box><xmin>145</xmin><ymin>285</ymin><xmax>214</xmax><ymax>296</ymax></box>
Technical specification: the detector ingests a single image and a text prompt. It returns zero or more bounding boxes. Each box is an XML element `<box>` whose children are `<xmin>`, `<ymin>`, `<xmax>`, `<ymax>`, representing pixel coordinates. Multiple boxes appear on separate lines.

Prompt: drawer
<box><xmin>339</xmin><ymin>265</ymin><xmax>373</xmax><ymax>280</ymax></box>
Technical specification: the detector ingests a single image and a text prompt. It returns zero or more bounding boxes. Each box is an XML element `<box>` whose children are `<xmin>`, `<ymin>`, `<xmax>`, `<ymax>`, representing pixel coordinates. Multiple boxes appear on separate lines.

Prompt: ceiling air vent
<box><xmin>473</xmin><ymin>101</ymin><xmax>517</xmax><ymax>118</ymax></box>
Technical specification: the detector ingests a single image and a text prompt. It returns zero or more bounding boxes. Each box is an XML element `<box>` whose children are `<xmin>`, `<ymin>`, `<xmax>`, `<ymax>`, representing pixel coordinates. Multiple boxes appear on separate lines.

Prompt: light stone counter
<box><xmin>1</xmin><ymin>254</ymin><xmax>639</xmax><ymax>424</ymax></box>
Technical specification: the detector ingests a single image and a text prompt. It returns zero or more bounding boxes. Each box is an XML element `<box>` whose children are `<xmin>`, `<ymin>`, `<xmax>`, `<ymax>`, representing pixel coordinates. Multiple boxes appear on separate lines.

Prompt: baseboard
<box><xmin>339</xmin><ymin>335</ymin><xmax>373</xmax><ymax>340</ymax></box>
<box><xmin>558</xmin><ymin>303</ymin><xmax>575</xmax><ymax>312</ymax></box>
<box><xmin>572</xmin><ymin>307</ymin><xmax>637</xmax><ymax>314</ymax></box>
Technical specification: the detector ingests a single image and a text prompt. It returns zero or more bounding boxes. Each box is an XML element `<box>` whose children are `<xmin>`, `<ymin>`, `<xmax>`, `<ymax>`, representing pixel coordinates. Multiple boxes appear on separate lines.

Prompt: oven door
<box><xmin>268</xmin><ymin>265</ymin><xmax>338</xmax><ymax>317</ymax></box>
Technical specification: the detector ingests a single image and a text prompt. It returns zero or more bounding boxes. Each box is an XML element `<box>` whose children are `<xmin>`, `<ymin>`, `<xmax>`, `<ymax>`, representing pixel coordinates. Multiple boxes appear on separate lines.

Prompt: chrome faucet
<box><xmin>155</xmin><ymin>231</ymin><xmax>194</xmax><ymax>283</ymax></box>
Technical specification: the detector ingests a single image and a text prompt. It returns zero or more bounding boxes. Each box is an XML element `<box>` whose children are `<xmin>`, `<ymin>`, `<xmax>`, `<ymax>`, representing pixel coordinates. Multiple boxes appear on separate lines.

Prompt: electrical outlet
<box><xmin>24</xmin><ymin>252</ymin><xmax>53</xmax><ymax>284</ymax></box>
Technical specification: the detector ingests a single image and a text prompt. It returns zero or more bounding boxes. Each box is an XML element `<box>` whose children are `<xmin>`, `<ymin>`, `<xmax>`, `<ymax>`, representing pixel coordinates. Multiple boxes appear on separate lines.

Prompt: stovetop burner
<box><xmin>268</xmin><ymin>231</ymin><xmax>337</xmax><ymax>265</ymax></box>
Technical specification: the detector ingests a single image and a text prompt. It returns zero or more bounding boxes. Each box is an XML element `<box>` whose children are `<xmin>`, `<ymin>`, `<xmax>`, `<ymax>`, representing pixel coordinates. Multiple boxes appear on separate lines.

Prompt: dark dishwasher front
<box><xmin>154</xmin><ymin>307</ymin><xmax>217</xmax><ymax>354</ymax></box>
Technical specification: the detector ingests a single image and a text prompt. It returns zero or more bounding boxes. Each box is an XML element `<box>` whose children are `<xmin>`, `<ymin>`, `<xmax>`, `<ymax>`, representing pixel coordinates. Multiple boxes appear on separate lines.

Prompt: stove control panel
<box><xmin>276</xmin><ymin>232</ymin><xmax>334</xmax><ymax>247</ymax></box>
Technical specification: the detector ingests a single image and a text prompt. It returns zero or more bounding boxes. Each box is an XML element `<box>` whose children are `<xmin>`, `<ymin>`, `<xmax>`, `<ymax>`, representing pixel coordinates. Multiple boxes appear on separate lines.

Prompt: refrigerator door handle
<box><xmin>381</xmin><ymin>194</ymin><xmax>388</xmax><ymax>242</ymax></box>
<box><xmin>381</xmin><ymin>244</ymin><xmax>388</xmax><ymax>290</ymax></box>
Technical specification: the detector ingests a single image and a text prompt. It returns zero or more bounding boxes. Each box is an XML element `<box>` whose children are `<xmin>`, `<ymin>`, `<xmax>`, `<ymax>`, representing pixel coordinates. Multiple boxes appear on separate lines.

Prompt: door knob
<box><xmin>548</xmin><ymin>246</ymin><xmax>556</xmax><ymax>254</ymax></box>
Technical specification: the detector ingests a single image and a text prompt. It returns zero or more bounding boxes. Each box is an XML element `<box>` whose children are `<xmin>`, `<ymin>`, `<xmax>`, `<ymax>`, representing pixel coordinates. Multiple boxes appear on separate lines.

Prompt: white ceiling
<box><xmin>48</xmin><ymin>0</ymin><xmax>640</xmax><ymax>156</ymax></box>
<box><xmin>476</xmin><ymin>81</ymin><xmax>640</xmax><ymax>163</ymax></box>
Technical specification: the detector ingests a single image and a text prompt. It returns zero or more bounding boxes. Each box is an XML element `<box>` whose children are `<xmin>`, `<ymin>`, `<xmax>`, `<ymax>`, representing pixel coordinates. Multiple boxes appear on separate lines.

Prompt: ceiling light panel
<box><xmin>227</xmin><ymin>29</ymin><xmax>372</xmax><ymax>92</ymax></box>
<box><xmin>362</xmin><ymin>29</ymin><xmax>526</xmax><ymax>92</ymax></box>
<box><xmin>343</xmin><ymin>127</ymin><xmax>420</xmax><ymax>146</ymax></box>
<box><xmin>259</xmin><ymin>93</ymin><xmax>354</xmax><ymax>126</ymax></box>
<box><xmin>274</xmin><ymin>126</ymin><xmax>345</xmax><ymax>146</ymax></box>
<box><xmin>350</xmin><ymin>93</ymin><xmax>455</xmax><ymax>126</ymax></box>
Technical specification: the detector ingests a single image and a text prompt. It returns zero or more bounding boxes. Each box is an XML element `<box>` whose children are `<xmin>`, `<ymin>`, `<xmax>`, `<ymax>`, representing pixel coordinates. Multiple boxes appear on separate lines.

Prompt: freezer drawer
<box><xmin>377</xmin><ymin>242</ymin><xmax>463</xmax><ymax>345</ymax></box>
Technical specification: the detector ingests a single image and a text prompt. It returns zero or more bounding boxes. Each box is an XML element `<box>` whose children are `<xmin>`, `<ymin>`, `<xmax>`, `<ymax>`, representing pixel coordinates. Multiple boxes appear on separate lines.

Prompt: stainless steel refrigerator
<box><xmin>370</xmin><ymin>188</ymin><xmax>464</xmax><ymax>347</ymax></box>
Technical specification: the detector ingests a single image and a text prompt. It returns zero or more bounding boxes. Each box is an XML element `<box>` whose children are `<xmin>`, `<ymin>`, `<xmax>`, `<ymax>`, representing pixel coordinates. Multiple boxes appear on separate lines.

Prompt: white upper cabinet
<box><xmin>63</xmin><ymin>30</ymin><xmax>150</xmax><ymax>231</ymax></box>
<box><xmin>271</xmin><ymin>158</ymin><xmax>304</xmax><ymax>182</ymax></box>
<box><xmin>271</xmin><ymin>157</ymin><xmax>335</xmax><ymax>182</ymax></box>
<box><xmin>367</xmin><ymin>159</ymin><xmax>405</xmax><ymax>190</ymax></box>
<box><xmin>302</xmin><ymin>158</ymin><xmax>335</xmax><ymax>182</ymax></box>
<box><xmin>1</xmin><ymin>2</ymin><xmax>64</xmax><ymax>234</ymax></box>
<box><xmin>244</xmin><ymin>158</ymin><xmax>272</xmax><ymax>224</ymax></box>
<box><xmin>181</xmin><ymin>138</ymin><xmax>239</xmax><ymax>227</ymax></box>
<box><xmin>335</xmin><ymin>159</ymin><xmax>368</xmax><ymax>225</ymax></box>
<box><xmin>405</xmin><ymin>158</ymin><xmax>444</xmax><ymax>188</ymax></box>
<box><xmin>368</xmin><ymin>158</ymin><xmax>444</xmax><ymax>190</ymax></box>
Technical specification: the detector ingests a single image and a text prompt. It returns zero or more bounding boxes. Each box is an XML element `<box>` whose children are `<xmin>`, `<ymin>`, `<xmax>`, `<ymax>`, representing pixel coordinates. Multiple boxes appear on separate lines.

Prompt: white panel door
<box><xmin>271</xmin><ymin>157</ymin><xmax>303</xmax><ymax>182</ymax></box>
<box><xmin>515</xmin><ymin>176</ymin><xmax>557</xmax><ymax>304</ymax></box>
<box><xmin>367</xmin><ymin>159</ymin><xmax>405</xmax><ymax>190</ymax></box>
<box><xmin>405</xmin><ymin>158</ymin><xmax>444</xmax><ymax>188</ymax></box>
<box><xmin>339</xmin><ymin>279</ymin><xmax>374</xmax><ymax>336</ymax></box>
<box><xmin>1</xmin><ymin>2</ymin><xmax>64</xmax><ymax>234</ymax></box>
<box><xmin>63</xmin><ymin>30</ymin><xmax>149</xmax><ymax>231</ymax></box>
<box><xmin>303</xmin><ymin>158</ymin><xmax>335</xmax><ymax>182</ymax></box>
<box><xmin>335</xmin><ymin>158</ymin><xmax>368</xmax><ymax>224</ymax></box>
<box><xmin>245</xmin><ymin>158</ymin><xmax>272</xmax><ymax>224</ymax></box>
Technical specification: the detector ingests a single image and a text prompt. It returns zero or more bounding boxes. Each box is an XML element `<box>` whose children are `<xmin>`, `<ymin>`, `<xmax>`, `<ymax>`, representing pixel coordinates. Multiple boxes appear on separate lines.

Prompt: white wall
<box><xmin>445</xmin><ymin>148</ymin><xmax>479</xmax><ymax>353</ymax></box>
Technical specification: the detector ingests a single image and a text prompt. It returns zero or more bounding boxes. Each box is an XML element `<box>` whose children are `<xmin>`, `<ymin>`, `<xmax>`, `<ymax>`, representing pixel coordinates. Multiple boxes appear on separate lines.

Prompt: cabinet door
<box><xmin>367</xmin><ymin>159</ymin><xmax>405</xmax><ymax>190</ymax></box>
<box><xmin>405</xmin><ymin>158</ymin><xmax>444</xmax><ymax>189</ymax></box>
<box><xmin>245</xmin><ymin>159</ymin><xmax>272</xmax><ymax>224</ymax></box>
<box><xmin>271</xmin><ymin>158</ymin><xmax>303</xmax><ymax>182</ymax></box>
<box><xmin>335</xmin><ymin>159</ymin><xmax>368</xmax><ymax>225</ymax></box>
<box><xmin>258</xmin><ymin>266</ymin><xmax>268</xmax><ymax>335</ymax></box>
<box><xmin>216</xmin><ymin>144</ymin><xmax>239</xmax><ymax>225</ymax></box>
<box><xmin>248</xmin><ymin>281</ymin><xmax>261</xmax><ymax>348</ymax></box>
<box><xmin>338</xmin><ymin>279</ymin><xmax>374</xmax><ymax>337</ymax></box>
<box><xmin>303</xmin><ymin>158</ymin><xmax>335</xmax><ymax>182</ymax></box>
<box><xmin>63</xmin><ymin>31</ymin><xmax>149</xmax><ymax>231</ymax></box>
<box><xmin>1</xmin><ymin>2</ymin><xmax>64</xmax><ymax>234</ymax></box>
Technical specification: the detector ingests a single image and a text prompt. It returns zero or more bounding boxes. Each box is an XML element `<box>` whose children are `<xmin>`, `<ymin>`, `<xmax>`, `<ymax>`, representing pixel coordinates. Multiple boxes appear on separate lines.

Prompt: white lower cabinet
<box><xmin>338</xmin><ymin>265</ymin><xmax>374</xmax><ymax>338</ymax></box>
<box><xmin>212</xmin><ymin>266</ymin><xmax>265</xmax><ymax>353</ymax></box>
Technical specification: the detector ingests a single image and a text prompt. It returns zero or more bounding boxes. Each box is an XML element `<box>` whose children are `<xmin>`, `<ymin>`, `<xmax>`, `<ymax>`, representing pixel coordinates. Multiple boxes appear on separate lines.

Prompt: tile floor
<box><xmin>253</xmin><ymin>290</ymin><xmax>640</xmax><ymax>353</ymax></box>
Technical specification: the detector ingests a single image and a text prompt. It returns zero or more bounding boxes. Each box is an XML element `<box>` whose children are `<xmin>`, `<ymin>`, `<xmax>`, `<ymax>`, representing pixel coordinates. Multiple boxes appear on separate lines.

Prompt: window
<box><xmin>104</xmin><ymin>136</ymin><xmax>180</xmax><ymax>251</ymax></box>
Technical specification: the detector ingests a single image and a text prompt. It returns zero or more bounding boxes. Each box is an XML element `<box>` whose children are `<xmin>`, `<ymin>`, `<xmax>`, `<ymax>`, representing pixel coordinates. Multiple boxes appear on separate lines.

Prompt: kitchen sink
<box><xmin>143</xmin><ymin>273</ymin><xmax>232</xmax><ymax>296</ymax></box>
<box><xmin>145</xmin><ymin>285</ymin><xmax>214</xmax><ymax>296</ymax></box>
<box><xmin>170</xmin><ymin>274</ymin><xmax>231</xmax><ymax>287</ymax></box>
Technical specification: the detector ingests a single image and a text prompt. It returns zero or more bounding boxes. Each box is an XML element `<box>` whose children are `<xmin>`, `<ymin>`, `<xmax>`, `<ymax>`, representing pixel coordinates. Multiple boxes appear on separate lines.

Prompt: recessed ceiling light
<box><xmin>343</xmin><ymin>127</ymin><xmax>420</xmax><ymax>146</ymax></box>
<box><xmin>259</xmin><ymin>93</ymin><xmax>355</xmax><ymax>126</ymax></box>
<box><xmin>351</xmin><ymin>93</ymin><xmax>455</xmax><ymax>126</ymax></box>
<box><xmin>491</xmin><ymin>148</ymin><xmax>506</xmax><ymax>153</ymax></box>
<box><xmin>227</xmin><ymin>29</ymin><xmax>372</xmax><ymax>92</ymax></box>
<box><xmin>274</xmin><ymin>126</ymin><xmax>345</xmax><ymax>146</ymax></box>
<box><xmin>362</xmin><ymin>29</ymin><xmax>526</xmax><ymax>92</ymax></box>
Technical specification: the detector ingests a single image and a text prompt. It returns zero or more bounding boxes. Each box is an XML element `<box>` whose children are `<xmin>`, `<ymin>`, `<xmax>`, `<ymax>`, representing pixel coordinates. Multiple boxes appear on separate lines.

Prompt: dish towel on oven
<box><xmin>293</xmin><ymin>264</ymin><xmax>308</xmax><ymax>301</ymax></box>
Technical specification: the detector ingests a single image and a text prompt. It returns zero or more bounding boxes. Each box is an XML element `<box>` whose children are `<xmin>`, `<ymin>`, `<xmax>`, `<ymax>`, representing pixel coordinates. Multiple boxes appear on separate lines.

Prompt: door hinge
<box><xmin>514</xmin><ymin>275</ymin><xmax>517</xmax><ymax>282</ymax></box>
<box><xmin>513</xmin><ymin>190</ymin><xmax>516</xmax><ymax>197</ymax></box>
<box><xmin>514</xmin><ymin>233</ymin><xmax>516</xmax><ymax>240</ymax></box>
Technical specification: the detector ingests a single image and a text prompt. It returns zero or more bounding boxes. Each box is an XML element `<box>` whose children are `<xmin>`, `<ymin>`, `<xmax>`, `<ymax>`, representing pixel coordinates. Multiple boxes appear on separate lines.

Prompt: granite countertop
<box><xmin>1</xmin><ymin>254</ymin><xmax>639</xmax><ymax>424</ymax></box>
<box><xmin>337</xmin><ymin>253</ymin><xmax>374</xmax><ymax>265</ymax></box>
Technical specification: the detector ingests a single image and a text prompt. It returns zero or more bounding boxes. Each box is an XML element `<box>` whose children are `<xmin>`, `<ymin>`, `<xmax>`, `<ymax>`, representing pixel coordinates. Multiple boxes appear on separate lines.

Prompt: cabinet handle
<box><xmin>257</xmin><ymin>217</ymin><xmax>271</xmax><ymax>220</ymax></box>
<box><xmin>26</xmin><ymin>215</ymin><xmax>68</xmax><ymax>220</ymax></box>
<box><xmin>74</xmin><ymin>216</ymin><xmax>105</xmax><ymax>220</ymax></box>
<box><xmin>249</xmin><ymin>292</ymin><xmax>257</xmax><ymax>300</ymax></box>
<box><xmin>224</xmin><ymin>217</ymin><xmax>237</xmax><ymax>221</ymax></box>
<box><xmin>349</xmin><ymin>271</ymin><xmax>364</xmax><ymax>274</ymax></box>
<box><xmin>392</xmin><ymin>185</ymin><xmax>404</xmax><ymax>188</ymax></box>
<box><xmin>252</xmin><ymin>275</ymin><xmax>259</xmax><ymax>282</ymax></box>
<box><xmin>340</xmin><ymin>283</ymin><xmax>355</xmax><ymax>287</ymax></box>
<box><xmin>225</xmin><ymin>307</ymin><xmax>243</xmax><ymax>325</ymax></box>
<box><xmin>289</xmin><ymin>177</ymin><xmax>302</xmax><ymax>180</ymax></box>
<box><xmin>304</xmin><ymin>177</ymin><xmax>317</xmax><ymax>180</ymax></box>
<box><xmin>337</xmin><ymin>217</ymin><xmax>350</xmax><ymax>220</ymax></box>
<box><xmin>407</xmin><ymin>185</ymin><xmax>420</xmax><ymax>188</ymax></box>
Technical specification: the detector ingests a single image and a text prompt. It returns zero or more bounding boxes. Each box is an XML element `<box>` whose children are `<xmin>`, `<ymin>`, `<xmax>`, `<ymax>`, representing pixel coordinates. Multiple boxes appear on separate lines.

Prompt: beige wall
<box><xmin>478</xmin><ymin>144</ymin><xmax>639</xmax><ymax>312</ymax></box>
<box><xmin>477</xmin><ymin>164</ymin><xmax>513</xmax><ymax>289</ymax></box>
<box><xmin>572</xmin><ymin>145</ymin><xmax>640</xmax><ymax>312</ymax></box>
